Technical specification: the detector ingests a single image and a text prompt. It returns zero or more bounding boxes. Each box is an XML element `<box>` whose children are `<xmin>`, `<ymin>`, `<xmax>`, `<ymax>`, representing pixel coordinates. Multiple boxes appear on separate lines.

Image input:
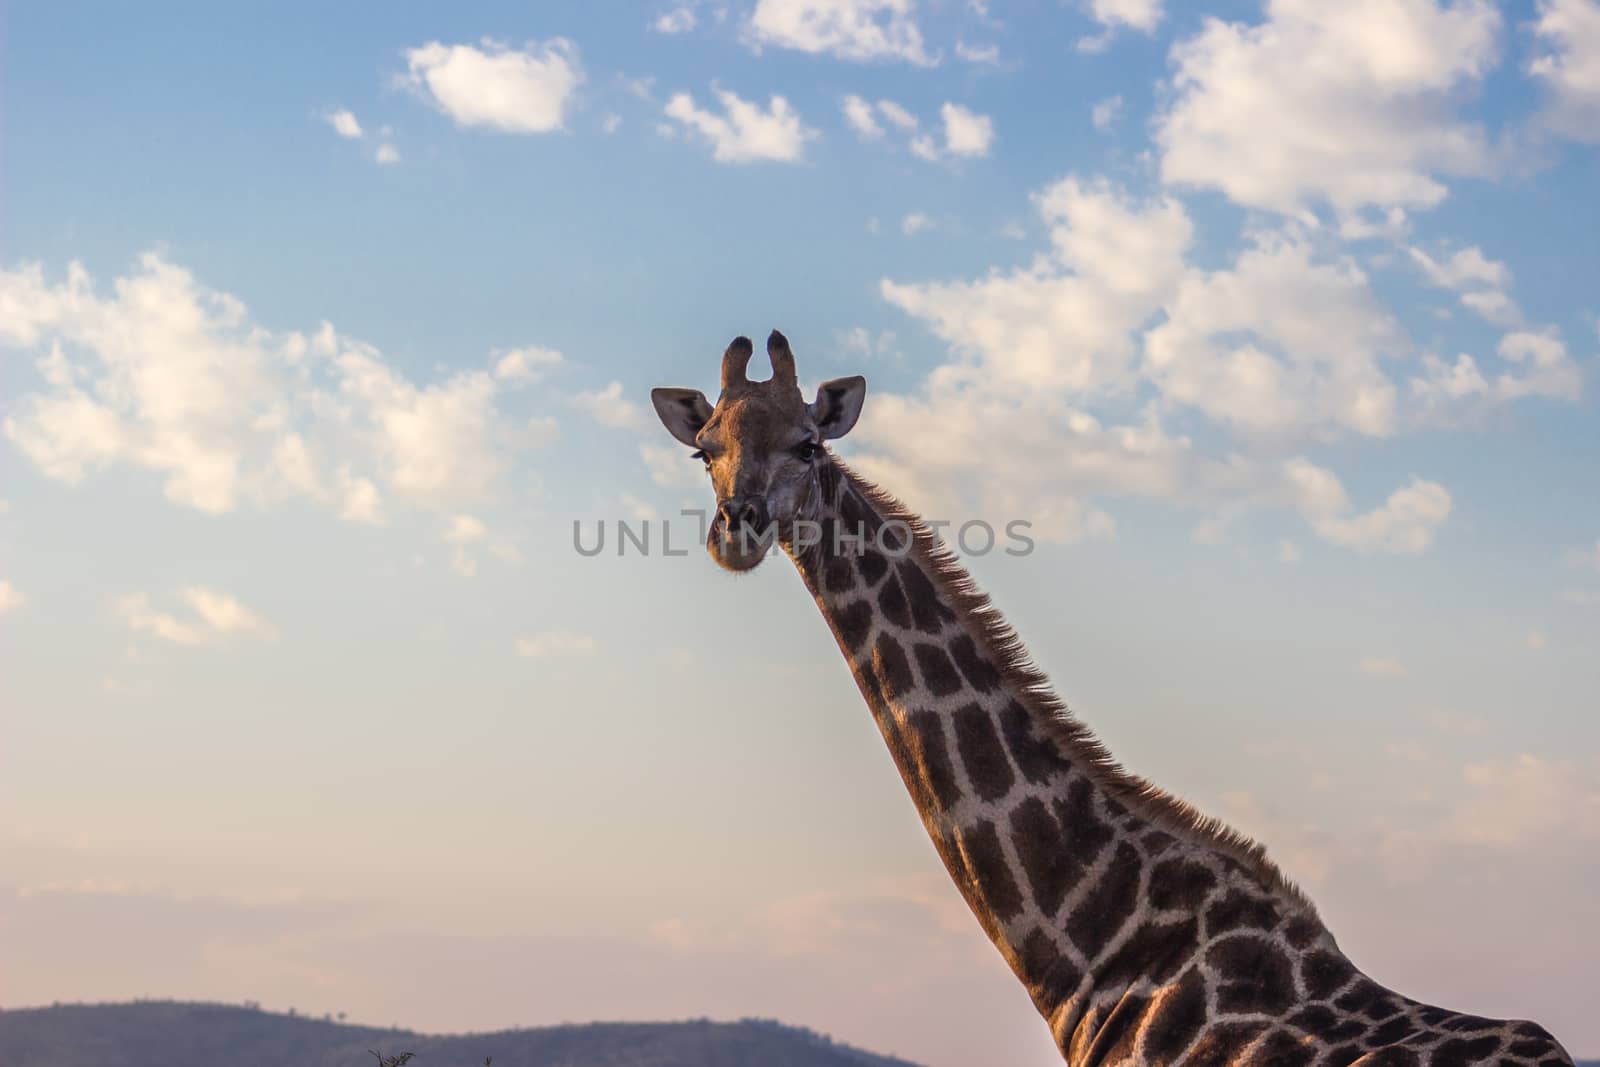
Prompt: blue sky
<box><xmin>2</xmin><ymin>2</ymin><xmax>1599</xmax><ymax>1064</ymax></box>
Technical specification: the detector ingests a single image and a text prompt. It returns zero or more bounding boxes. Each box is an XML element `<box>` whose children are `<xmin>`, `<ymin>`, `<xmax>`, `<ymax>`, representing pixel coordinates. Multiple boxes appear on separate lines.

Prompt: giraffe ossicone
<box><xmin>650</xmin><ymin>331</ymin><xmax>1575</xmax><ymax>1067</ymax></box>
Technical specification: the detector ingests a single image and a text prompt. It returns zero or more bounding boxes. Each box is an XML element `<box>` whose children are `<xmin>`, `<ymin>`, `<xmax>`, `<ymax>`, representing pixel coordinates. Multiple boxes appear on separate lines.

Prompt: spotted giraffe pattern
<box><xmin>785</xmin><ymin>459</ymin><xmax>1574</xmax><ymax>1067</ymax></box>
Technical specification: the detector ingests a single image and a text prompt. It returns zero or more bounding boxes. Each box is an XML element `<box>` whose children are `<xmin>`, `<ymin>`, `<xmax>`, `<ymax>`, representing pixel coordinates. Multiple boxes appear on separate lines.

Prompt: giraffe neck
<box><xmin>773</xmin><ymin>457</ymin><xmax>1573</xmax><ymax>1065</ymax></box>
<box><xmin>786</xmin><ymin>458</ymin><xmax>1323</xmax><ymax>1052</ymax></box>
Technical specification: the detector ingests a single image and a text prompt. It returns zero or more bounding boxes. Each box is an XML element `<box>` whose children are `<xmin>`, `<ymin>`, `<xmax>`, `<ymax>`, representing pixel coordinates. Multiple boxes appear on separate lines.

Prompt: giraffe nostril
<box><xmin>717</xmin><ymin>498</ymin><xmax>770</xmax><ymax>539</ymax></box>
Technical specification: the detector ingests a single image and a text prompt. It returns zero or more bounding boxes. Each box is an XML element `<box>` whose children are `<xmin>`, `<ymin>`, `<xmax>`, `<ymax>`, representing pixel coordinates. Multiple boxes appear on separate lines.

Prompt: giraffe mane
<box><xmin>832</xmin><ymin>457</ymin><xmax>1319</xmax><ymax>919</ymax></box>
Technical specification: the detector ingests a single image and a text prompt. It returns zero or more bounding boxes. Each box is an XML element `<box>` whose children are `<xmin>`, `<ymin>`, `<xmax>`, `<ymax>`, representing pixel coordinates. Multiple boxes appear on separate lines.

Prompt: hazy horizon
<box><xmin>3</xmin><ymin>3</ymin><xmax>1598</xmax><ymax>1066</ymax></box>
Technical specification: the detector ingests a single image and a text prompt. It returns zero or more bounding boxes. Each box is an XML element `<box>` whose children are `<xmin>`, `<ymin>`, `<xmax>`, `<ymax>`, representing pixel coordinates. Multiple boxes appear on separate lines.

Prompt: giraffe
<box><xmin>650</xmin><ymin>332</ymin><xmax>1576</xmax><ymax>1067</ymax></box>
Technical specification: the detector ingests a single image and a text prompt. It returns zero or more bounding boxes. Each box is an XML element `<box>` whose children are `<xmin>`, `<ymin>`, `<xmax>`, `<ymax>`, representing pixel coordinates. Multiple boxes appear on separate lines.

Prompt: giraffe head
<box><xmin>651</xmin><ymin>330</ymin><xmax>866</xmax><ymax>572</ymax></box>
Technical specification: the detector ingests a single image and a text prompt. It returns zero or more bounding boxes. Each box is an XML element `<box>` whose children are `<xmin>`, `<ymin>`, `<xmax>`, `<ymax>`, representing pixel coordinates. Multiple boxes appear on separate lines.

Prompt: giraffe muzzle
<box><xmin>708</xmin><ymin>495</ymin><xmax>778</xmax><ymax>572</ymax></box>
<box><xmin>717</xmin><ymin>496</ymin><xmax>770</xmax><ymax>536</ymax></box>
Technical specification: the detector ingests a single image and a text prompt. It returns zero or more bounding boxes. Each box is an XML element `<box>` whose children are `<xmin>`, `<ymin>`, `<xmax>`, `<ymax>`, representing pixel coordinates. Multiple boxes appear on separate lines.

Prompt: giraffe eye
<box><xmin>691</xmin><ymin>450</ymin><xmax>710</xmax><ymax>466</ymax></box>
<box><xmin>794</xmin><ymin>441</ymin><xmax>820</xmax><ymax>462</ymax></box>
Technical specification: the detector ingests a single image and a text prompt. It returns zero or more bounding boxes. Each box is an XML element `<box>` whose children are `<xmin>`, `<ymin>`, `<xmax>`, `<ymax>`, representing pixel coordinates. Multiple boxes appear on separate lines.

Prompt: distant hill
<box><xmin>1</xmin><ymin>1002</ymin><xmax>1588</xmax><ymax>1067</ymax></box>
<box><xmin>0</xmin><ymin>1002</ymin><xmax>925</xmax><ymax>1067</ymax></box>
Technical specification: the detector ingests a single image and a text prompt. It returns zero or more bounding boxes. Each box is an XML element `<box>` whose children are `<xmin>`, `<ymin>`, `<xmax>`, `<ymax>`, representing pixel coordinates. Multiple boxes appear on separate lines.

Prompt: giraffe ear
<box><xmin>651</xmin><ymin>387</ymin><xmax>714</xmax><ymax>447</ymax></box>
<box><xmin>810</xmin><ymin>376</ymin><xmax>866</xmax><ymax>440</ymax></box>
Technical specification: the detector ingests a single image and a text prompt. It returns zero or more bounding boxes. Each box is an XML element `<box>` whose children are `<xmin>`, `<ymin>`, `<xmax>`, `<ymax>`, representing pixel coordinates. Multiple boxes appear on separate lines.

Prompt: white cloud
<box><xmin>1337</xmin><ymin>207</ymin><xmax>1413</xmax><ymax>242</ymax></box>
<box><xmin>440</xmin><ymin>514</ymin><xmax>520</xmax><ymax>576</ymax></box>
<box><xmin>840</xmin><ymin>326</ymin><xmax>872</xmax><ymax>354</ymax></box>
<box><xmin>117</xmin><ymin>588</ymin><xmax>275</xmax><ymax>645</ymax></box>
<box><xmin>601</xmin><ymin>113</ymin><xmax>622</xmax><ymax>134</ymax></box>
<box><xmin>847</xmin><ymin>392</ymin><xmax>1150</xmax><ymax>544</ymax></box>
<box><xmin>336</xmin><ymin>473</ymin><xmax>384</xmax><ymax>524</ymax></box>
<box><xmin>1</xmin><ymin>255</ymin><xmax>554</xmax><ymax>519</ymax></box>
<box><xmin>876</xmin><ymin>99</ymin><xmax>918</xmax><ymax>130</ymax></box>
<box><xmin>954</xmin><ymin>40</ymin><xmax>1000</xmax><ymax>64</ymax></box>
<box><xmin>3</xmin><ymin>384</ymin><xmax>126</xmax><ymax>490</ymax></box>
<box><xmin>838</xmin><ymin>326</ymin><xmax>898</xmax><ymax>360</ymax></box>
<box><xmin>1091</xmin><ymin>95</ymin><xmax>1123</xmax><ymax>130</ymax></box>
<box><xmin>324</xmin><ymin>108</ymin><xmax>363</xmax><ymax>139</ymax></box>
<box><xmin>1295</xmin><ymin>469</ymin><xmax>1452</xmax><ymax>554</ymax></box>
<box><xmin>443</xmin><ymin>514</ymin><xmax>487</xmax><ymax>576</ymax></box>
<box><xmin>1</xmin><ymin>256</ymin><xmax>284</xmax><ymax>512</ymax></box>
<box><xmin>900</xmin><ymin>212</ymin><xmax>934</xmax><ymax>235</ymax></box>
<box><xmin>1406</xmin><ymin>246</ymin><xmax>1520</xmax><ymax>325</ymax></box>
<box><xmin>888</xmin><ymin>103</ymin><xmax>994</xmax><ymax>161</ymax></box>
<box><xmin>1411</xmin><ymin>329</ymin><xmax>1582</xmax><ymax>413</ymax></box>
<box><xmin>1145</xmin><ymin>232</ymin><xmax>1404</xmax><ymax>441</ymax></box>
<box><xmin>1459</xmin><ymin>289</ymin><xmax>1521</xmax><ymax>326</ymax></box>
<box><xmin>514</xmin><ymin>631</ymin><xmax>596</xmax><ymax>657</ymax></box>
<box><xmin>641</xmin><ymin>441</ymin><xmax>705</xmax><ymax>489</ymax></box>
<box><xmin>663</xmin><ymin>87</ymin><xmax>817</xmax><ymax>163</ymax></box>
<box><xmin>1530</xmin><ymin>0</ymin><xmax>1600</xmax><ymax>142</ymax></box>
<box><xmin>334</xmin><ymin>347</ymin><xmax>506</xmax><ymax>504</ymax></box>
<box><xmin>402</xmin><ymin>38</ymin><xmax>582</xmax><ymax>134</ymax></box>
<box><xmin>443</xmin><ymin>514</ymin><xmax>487</xmax><ymax>544</ymax></box>
<box><xmin>908</xmin><ymin>133</ymin><xmax>940</xmax><ymax>161</ymax></box>
<box><xmin>746</xmin><ymin>0</ymin><xmax>935</xmax><ymax>65</ymax></box>
<box><xmin>1494</xmin><ymin>329</ymin><xmax>1582</xmax><ymax>400</ymax></box>
<box><xmin>1410</xmin><ymin>353</ymin><xmax>1489</xmax><ymax>407</ymax></box>
<box><xmin>492</xmin><ymin>345</ymin><xmax>564</xmax><ymax>386</ymax></box>
<box><xmin>854</xmin><ymin>388</ymin><xmax>1452</xmax><ymax>552</ymax></box>
<box><xmin>571</xmin><ymin>381</ymin><xmax>650</xmax><ymax>432</ymax></box>
<box><xmin>1090</xmin><ymin>0</ymin><xmax>1163</xmax><ymax>32</ymax></box>
<box><xmin>874</xmin><ymin>176</ymin><xmax>1472</xmax><ymax>554</ymax></box>
<box><xmin>1358</xmin><ymin>656</ymin><xmax>1408</xmax><ymax>677</ymax></box>
<box><xmin>940</xmin><ymin>103</ymin><xmax>993</xmax><ymax>157</ymax></box>
<box><xmin>1157</xmin><ymin>0</ymin><xmax>1500</xmax><ymax>215</ymax></box>
<box><xmin>1278</xmin><ymin>457</ymin><xmax>1453</xmax><ymax>554</ymax></box>
<box><xmin>1527</xmin><ymin>629</ymin><xmax>1548</xmax><ymax>650</ymax></box>
<box><xmin>1277</xmin><ymin>539</ymin><xmax>1301</xmax><ymax>563</ymax></box>
<box><xmin>182</xmin><ymin>587</ymin><xmax>277</xmax><ymax>639</ymax></box>
<box><xmin>841</xmin><ymin>94</ymin><xmax>883</xmax><ymax>139</ymax></box>
<box><xmin>1406</xmin><ymin>245</ymin><xmax>1511</xmax><ymax>291</ymax></box>
<box><xmin>1077</xmin><ymin>0</ymin><xmax>1163</xmax><ymax>51</ymax></box>
<box><xmin>620</xmin><ymin>75</ymin><xmax>658</xmax><ymax>103</ymax></box>
<box><xmin>0</xmin><ymin>579</ymin><xmax>25</xmax><ymax>615</ymax></box>
<box><xmin>654</xmin><ymin>5</ymin><xmax>698</xmax><ymax>33</ymax></box>
<box><xmin>882</xmin><ymin>176</ymin><xmax>1193</xmax><ymax>396</ymax></box>
<box><xmin>620</xmin><ymin>493</ymin><xmax>659</xmax><ymax>522</ymax></box>
<box><xmin>117</xmin><ymin>594</ymin><xmax>208</xmax><ymax>646</ymax></box>
<box><xmin>1456</xmin><ymin>754</ymin><xmax>1600</xmax><ymax>846</ymax></box>
<box><xmin>325</xmin><ymin>109</ymin><xmax>401</xmax><ymax>165</ymax></box>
